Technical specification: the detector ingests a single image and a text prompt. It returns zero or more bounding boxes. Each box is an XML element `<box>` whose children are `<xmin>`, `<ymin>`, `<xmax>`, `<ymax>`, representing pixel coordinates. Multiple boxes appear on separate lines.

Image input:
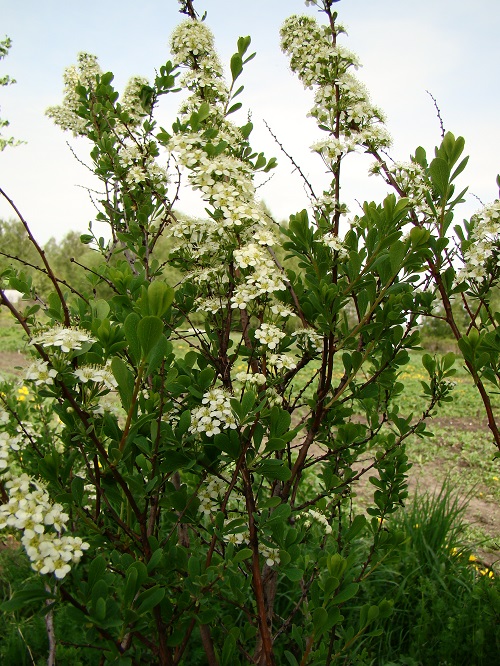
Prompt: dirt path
<box><xmin>0</xmin><ymin>350</ymin><xmax>28</xmax><ymax>378</ymax></box>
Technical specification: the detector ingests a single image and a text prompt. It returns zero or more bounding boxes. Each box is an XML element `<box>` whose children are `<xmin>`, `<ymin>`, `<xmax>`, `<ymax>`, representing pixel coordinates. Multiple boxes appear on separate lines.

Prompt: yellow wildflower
<box><xmin>17</xmin><ymin>386</ymin><xmax>29</xmax><ymax>402</ymax></box>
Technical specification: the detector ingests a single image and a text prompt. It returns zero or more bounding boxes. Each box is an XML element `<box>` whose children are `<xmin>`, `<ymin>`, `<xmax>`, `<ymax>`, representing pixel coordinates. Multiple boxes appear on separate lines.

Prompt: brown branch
<box><xmin>0</xmin><ymin>188</ymin><xmax>71</xmax><ymax>326</ymax></box>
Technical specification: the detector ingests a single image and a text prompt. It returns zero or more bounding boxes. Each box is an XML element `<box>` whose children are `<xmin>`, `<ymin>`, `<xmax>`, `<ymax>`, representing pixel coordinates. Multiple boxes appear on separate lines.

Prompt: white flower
<box><xmin>235</xmin><ymin>372</ymin><xmax>266</xmax><ymax>386</ymax></box>
<box><xmin>307</xmin><ymin>509</ymin><xmax>333</xmax><ymax>535</ymax></box>
<box><xmin>292</xmin><ymin>329</ymin><xmax>323</xmax><ymax>353</ymax></box>
<box><xmin>321</xmin><ymin>232</ymin><xmax>349</xmax><ymax>258</ymax></box>
<box><xmin>259</xmin><ymin>543</ymin><xmax>280</xmax><ymax>567</ymax></box>
<box><xmin>268</xmin><ymin>354</ymin><xmax>298</xmax><ymax>372</ymax></box>
<box><xmin>74</xmin><ymin>363</ymin><xmax>117</xmax><ymax>390</ymax></box>
<box><xmin>189</xmin><ymin>387</ymin><xmax>237</xmax><ymax>437</ymax></box>
<box><xmin>31</xmin><ymin>327</ymin><xmax>95</xmax><ymax>354</ymax></box>
<box><xmin>254</xmin><ymin>323</ymin><xmax>286</xmax><ymax>350</ymax></box>
<box><xmin>25</xmin><ymin>359</ymin><xmax>58</xmax><ymax>386</ymax></box>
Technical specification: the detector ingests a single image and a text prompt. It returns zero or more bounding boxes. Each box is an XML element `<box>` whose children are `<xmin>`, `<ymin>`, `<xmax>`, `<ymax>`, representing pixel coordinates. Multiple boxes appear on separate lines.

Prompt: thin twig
<box><xmin>426</xmin><ymin>90</ymin><xmax>446</xmax><ymax>139</ymax></box>
<box><xmin>263</xmin><ymin>119</ymin><xmax>317</xmax><ymax>201</ymax></box>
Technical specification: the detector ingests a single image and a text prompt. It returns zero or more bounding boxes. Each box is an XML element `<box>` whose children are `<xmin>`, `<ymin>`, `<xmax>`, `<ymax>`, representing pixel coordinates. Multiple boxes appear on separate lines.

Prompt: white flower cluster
<box><xmin>254</xmin><ymin>324</ymin><xmax>286</xmax><ymax>350</ymax></box>
<box><xmin>198</xmin><ymin>475</ymin><xmax>228</xmax><ymax>515</ymax></box>
<box><xmin>280</xmin><ymin>15</ymin><xmax>390</xmax><ymax>167</ymax></box>
<box><xmin>0</xmin><ymin>431</ymin><xmax>15</xmax><ymax>471</ymax></box>
<box><xmin>25</xmin><ymin>359</ymin><xmax>57</xmax><ymax>386</ymax></box>
<box><xmin>167</xmin><ymin>19</ymin><xmax>290</xmax><ymax>320</ymax></box>
<box><xmin>235</xmin><ymin>372</ymin><xmax>266</xmax><ymax>386</ymax></box>
<box><xmin>259</xmin><ymin>543</ymin><xmax>280</xmax><ymax>567</ymax></box>
<box><xmin>370</xmin><ymin>160</ymin><xmax>430</xmax><ymax>214</ymax></box>
<box><xmin>320</xmin><ymin>232</ymin><xmax>349</xmax><ymax>258</ymax></box>
<box><xmin>457</xmin><ymin>201</ymin><xmax>500</xmax><ymax>282</ymax></box>
<box><xmin>197</xmin><ymin>475</ymin><xmax>280</xmax><ymax>566</ymax></box>
<box><xmin>189</xmin><ymin>387</ymin><xmax>238</xmax><ymax>437</ymax></box>
<box><xmin>30</xmin><ymin>327</ymin><xmax>95</xmax><ymax>354</ymax></box>
<box><xmin>231</xmin><ymin>244</ymin><xmax>286</xmax><ymax>310</ymax></box>
<box><xmin>171</xmin><ymin>19</ymin><xmax>220</xmax><ymax>65</ymax></box>
<box><xmin>46</xmin><ymin>53</ymin><xmax>102</xmax><ymax>136</ymax></box>
<box><xmin>118</xmin><ymin>139</ymin><xmax>168</xmax><ymax>189</ymax></box>
<box><xmin>269</xmin><ymin>301</ymin><xmax>295</xmax><ymax>318</ymax></box>
<box><xmin>292</xmin><ymin>329</ymin><xmax>324</xmax><ymax>354</ymax></box>
<box><xmin>224</xmin><ymin>530</ymin><xmax>248</xmax><ymax>546</ymax></box>
<box><xmin>266</xmin><ymin>388</ymin><xmax>284</xmax><ymax>407</ymax></box>
<box><xmin>198</xmin><ymin>474</ymin><xmax>245</xmax><ymax>516</ymax></box>
<box><xmin>302</xmin><ymin>508</ymin><xmax>333</xmax><ymax>535</ymax></box>
<box><xmin>268</xmin><ymin>354</ymin><xmax>298</xmax><ymax>372</ymax></box>
<box><xmin>120</xmin><ymin>75</ymin><xmax>150</xmax><ymax>126</ymax></box>
<box><xmin>74</xmin><ymin>363</ymin><xmax>117</xmax><ymax>390</ymax></box>
<box><xmin>0</xmin><ymin>407</ymin><xmax>9</xmax><ymax>426</ymax></box>
<box><xmin>0</xmin><ymin>436</ymin><xmax>89</xmax><ymax>579</ymax></box>
<box><xmin>171</xmin><ymin>19</ymin><xmax>229</xmax><ymax>110</ymax></box>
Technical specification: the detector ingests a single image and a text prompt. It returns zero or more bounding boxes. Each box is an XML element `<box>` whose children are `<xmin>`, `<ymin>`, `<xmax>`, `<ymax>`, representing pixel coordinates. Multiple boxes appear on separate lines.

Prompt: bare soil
<box><xmin>350</xmin><ymin>415</ymin><xmax>500</xmax><ymax>568</ymax></box>
<box><xmin>0</xmin><ymin>350</ymin><xmax>28</xmax><ymax>377</ymax></box>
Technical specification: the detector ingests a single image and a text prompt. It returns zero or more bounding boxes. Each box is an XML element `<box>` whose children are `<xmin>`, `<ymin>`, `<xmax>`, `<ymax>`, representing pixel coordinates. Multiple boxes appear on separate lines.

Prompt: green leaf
<box><xmin>232</xmin><ymin>548</ymin><xmax>253</xmax><ymax>564</ymax></box>
<box><xmin>91</xmin><ymin>580</ymin><xmax>108</xmax><ymax>611</ymax></box>
<box><xmin>388</xmin><ymin>240</ymin><xmax>407</xmax><ymax>274</ymax></box>
<box><xmin>264</xmin><ymin>438</ymin><xmax>286</xmax><ymax>452</ymax></box>
<box><xmin>230</xmin><ymin>53</ymin><xmax>243</xmax><ymax>81</ymax></box>
<box><xmin>312</xmin><ymin>607</ymin><xmax>328</xmax><ymax>634</ymax></box>
<box><xmin>95</xmin><ymin>597</ymin><xmax>106</xmax><ymax>622</ymax></box>
<box><xmin>1</xmin><ymin>587</ymin><xmax>54</xmax><ymax>612</ymax></box>
<box><xmin>136</xmin><ymin>586</ymin><xmax>165</xmax><ymax>615</ymax></box>
<box><xmin>237</xmin><ymin>35</ymin><xmax>251</xmax><ymax>56</ymax></box>
<box><xmin>137</xmin><ymin>316</ymin><xmax>163</xmax><ymax>357</ymax></box>
<box><xmin>270</xmin><ymin>406</ymin><xmax>291</xmax><ymax>437</ymax></box>
<box><xmin>176</xmin><ymin>410</ymin><xmax>191</xmax><ymax>437</ymax></box>
<box><xmin>331</xmin><ymin>582</ymin><xmax>359</xmax><ymax>605</ymax></box>
<box><xmin>284</xmin><ymin>651</ymin><xmax>300</xmax><ymax>666</ymax></box>
<box><xmin>124</xmin><ymin>313</ymin><xmax>141</xmax><ymax>363</ymax></box>
<box><xmin>267</xmin><ymin>503</ymin><xmax>291</xmax><ymax>522</ymax></box>
<box><xmin>147</xmin><ymin>281</ymin><xmax>174</xmax><ymax>317</ymax></box>
<box><xmin>111</xmin><ymin>357</ymin><xmax>135</xmax><ymax>408</ymax></box>
<box><xmin>123</xmin><ymin>567</ymin><xmax>139</xmax><ymax>608</ymax></box>
<box><xmin>343</xmin><ymin>515</ymin><xmax>367</xmax><ymax>542</ymax></box>
<box><xmin>146</xmin><ymin>335</ymin><xmax>171</xmax><ymax>376</ymax></box>
<box><xmin>198</xmin><ymin>367</ymin><xmax>215</xmax><ymax>391</ymax></box>
<box><xmin>222</xmin><ymin>634</ymin><xmax>236</xmax><ymax>666</ymax></box>
<box><xmin>91</xmin><ymin>298</ymin><xmax>110</xmax><ymax>320</ymax></box>
<box><xmin>441</xmin><ymin>351</ymin><xmax>456</xmax><ymax>371</ymax></box>
<box><xmin>450</xmin><ymin>155</ymin><xmax>469</xmax><ymax>182</ymax></box>
<box><xmin>283</xmin><ymin>568</ymin><xmax>303</xmax><ymax>582</ymax></box>
<box><xmin>421</xmin><ymin>353</ymin><xmax>435</xmax><ymax>376</ymax></box>
<box><xmin>88</xmin><ymin>556</ymin><xmax>107</xmax><ymax>590</ymax></box>
<box><xmin>197</xmin><ymin>102</ymin><xmax>210</xmax><ymax>122</ymax></box>
<box><xmin>226</xmin><ymin>102</ymin><xmax>242</xmax><ymax>115</ymax></box>
<box><xmin>71</xmin><ymin>476</ymin><xmax>85</xmax><ymax>505</ymax></box>
<box><xmin>256</xmin><ymin>459</ymin><xmax>291</xmax><ymax>481</ymax></box>
<box><xmin>429</xmin><ymin>157</ymin><xmax>450</xmax><ymax>197</ymax></box>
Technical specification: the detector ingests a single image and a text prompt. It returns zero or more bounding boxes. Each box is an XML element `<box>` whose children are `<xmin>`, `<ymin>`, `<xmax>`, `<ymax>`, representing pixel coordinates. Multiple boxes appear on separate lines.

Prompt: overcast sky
<box><xmin>1</xmin><ymin>0</ymin><xmax>499</xmax><ymax>244</ymax></box>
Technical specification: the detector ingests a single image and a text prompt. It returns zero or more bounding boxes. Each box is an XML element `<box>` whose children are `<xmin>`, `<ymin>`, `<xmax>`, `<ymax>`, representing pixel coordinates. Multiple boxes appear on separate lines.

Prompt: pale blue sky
<box><xmin>1</xmin><ymin>0</ymin><xmax>499</xmax><ymax>242</ymax></box>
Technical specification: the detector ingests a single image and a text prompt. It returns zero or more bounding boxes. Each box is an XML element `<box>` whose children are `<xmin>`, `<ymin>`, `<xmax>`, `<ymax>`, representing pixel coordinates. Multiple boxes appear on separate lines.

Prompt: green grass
<box><xmin>351</xmin><ymin>485</ymin><xmax>500</xmax><ymax>666</ymax></box>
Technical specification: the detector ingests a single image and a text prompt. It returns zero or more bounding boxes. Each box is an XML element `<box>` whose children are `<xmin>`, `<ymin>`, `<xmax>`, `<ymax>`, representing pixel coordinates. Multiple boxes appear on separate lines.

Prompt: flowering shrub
<box><xmin>0</xmin><ymin>0</ymin><xmax>499</xmax><ymax>664</ymax></box>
